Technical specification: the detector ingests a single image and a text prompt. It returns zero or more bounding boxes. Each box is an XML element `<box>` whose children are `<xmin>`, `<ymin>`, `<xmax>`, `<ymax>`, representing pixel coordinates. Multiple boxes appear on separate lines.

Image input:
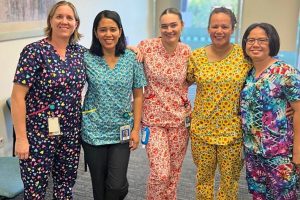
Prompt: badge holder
<box><xmin>141</xmin><ymin>126</ymin><xmax>150</xmax><ymax>148</ymax></box>
<box><xmin>48</xmin><ymin>117</ymin><xmax>62</xmax><ymax>136</ymax></box>
<box><xmin>120</xmin><ymin>125</ymin><xmax>130</xmax><ymax>143</ymax></box>
<box><xmin>185</xmin><ymin>116</ymin><xmax>191</xmax><ymax>128</ymax></box>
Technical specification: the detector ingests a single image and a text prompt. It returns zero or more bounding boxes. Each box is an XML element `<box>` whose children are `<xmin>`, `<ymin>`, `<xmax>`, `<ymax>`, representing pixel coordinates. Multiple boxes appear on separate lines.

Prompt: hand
<box><xmin>127</xmin><ymin>45</ymin><xmax>143</xmax><ymax>62</ymax></box>
<box><xmin>15</xmin><ymin>138</ymin><xmax>30</xmax><ymax>160</ymax></box>
<box><xmin>129</xmin><ymin>129</ymin><xmax>139</xmax><ymax>151</ymax></box>
<box><xmin>293</xmin><ymin>151</ymin><xmax>300</xmax><ymax>178</ymax></box>
<box><xmin>286</xmin><ymin>105</ymin><xmax>294</xmax><ymax>118</ymax></box>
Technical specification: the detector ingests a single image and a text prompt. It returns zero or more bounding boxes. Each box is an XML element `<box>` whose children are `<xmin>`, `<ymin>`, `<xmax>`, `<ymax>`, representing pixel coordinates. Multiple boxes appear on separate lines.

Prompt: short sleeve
<box><xmin>187</xmin><ymin>52</ymin><xmax>197</xmax><ymax>83</ymax></box>
<box><xmin>13</xmin><ymin>43</ymin><xmax>41</xmax><ymax>87</ymax></box>
<box><xmin>282</xmin><ymin>67</ymin><xmax>300</xmax><ymax>102</ymax></box>
<box><xmin>133</xmin><ymin>61</ymin><xmax>147</xmax><ymax>88</ymax></box>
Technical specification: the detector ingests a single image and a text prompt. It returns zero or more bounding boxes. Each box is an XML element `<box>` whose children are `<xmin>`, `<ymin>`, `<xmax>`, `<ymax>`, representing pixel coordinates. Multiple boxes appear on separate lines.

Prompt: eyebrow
<box><xmin>161</xmin><ymin>22</ymin><xmax>178</xmax><ymax>25</ymax></box>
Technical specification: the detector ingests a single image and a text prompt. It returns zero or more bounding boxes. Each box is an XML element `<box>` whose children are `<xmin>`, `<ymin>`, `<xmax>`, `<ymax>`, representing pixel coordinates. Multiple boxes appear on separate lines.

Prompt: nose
<box><xmin>216</xmin><ymin>27</ymin><xmax>223</xmax><ymax>32</ymax></box>
<box><xmin>61</xmin><ymin>17</ymin><xmax>68</xmax><ymax>24</ymax></box>
<box><xmin>166</xmin><ymin>26</ymin><xmax>173</xmax><ymax>32</ymax></box>
<box><xmin>104</xmin><ymin>30</ymin><xmax>112</xmax><ymax>36</ymax></box>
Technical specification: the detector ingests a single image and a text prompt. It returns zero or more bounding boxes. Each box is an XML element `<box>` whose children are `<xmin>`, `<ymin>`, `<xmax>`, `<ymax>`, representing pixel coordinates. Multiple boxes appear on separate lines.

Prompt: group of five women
<box><xmin>10</xmin><ymin>0</ymin><xmax>300</xmax><ymax>200</ymax></box>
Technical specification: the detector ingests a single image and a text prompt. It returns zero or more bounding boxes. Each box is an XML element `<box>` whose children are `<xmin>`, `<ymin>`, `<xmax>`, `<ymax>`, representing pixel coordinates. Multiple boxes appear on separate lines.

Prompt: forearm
<box><xmin>11</xmin><ymin>85</ymin><xmax>28</xmax><ymax>140</ymax></box>
<box><xmin>293</xmin><ymin>110</ymin><xmax>300</xmax><ymax>159</ymax></box>
<box><xmin>132</xmin><ymin>88</ymin><xmax>143</xmax><ymax>131</ymax></box>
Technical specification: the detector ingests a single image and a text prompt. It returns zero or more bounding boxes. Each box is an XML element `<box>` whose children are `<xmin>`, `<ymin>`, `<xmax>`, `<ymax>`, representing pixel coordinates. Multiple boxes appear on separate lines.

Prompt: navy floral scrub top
<box><xmin>13</xmin><ymin>38</ymin><xmax>86</xmax><ymax>137</ymax></box>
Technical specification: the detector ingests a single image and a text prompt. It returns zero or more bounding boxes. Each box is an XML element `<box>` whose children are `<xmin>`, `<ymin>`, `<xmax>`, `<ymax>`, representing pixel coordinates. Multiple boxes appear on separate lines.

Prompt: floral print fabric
<box><xmin>81</xmin><ymin>50</ymin><xmax>147</xmax><ymax>145</ymax></box>
<box><xmin>187</xmin><ymin>44</ymin><xmax>251</xmax><ymax>145</ymax></box>
<box><xmin>138</xmin><ymin>38</ymin><xmax>191</xmax><ymax>128</ymax></box>
<box><xmin>240</xmin><ymin>60</ymin><xmax>300</xmax><ymax>158</ymax></box>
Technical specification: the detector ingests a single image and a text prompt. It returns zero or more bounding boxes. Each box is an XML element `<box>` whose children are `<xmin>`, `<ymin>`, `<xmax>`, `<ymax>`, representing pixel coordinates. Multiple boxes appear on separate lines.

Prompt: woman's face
<box><xmin>50</xmin><ymin>5</ymin><xmax>77</xmax><ymax>40</ymax></box>
<box><xmin>160</xmin><ymin>13</ymin><xmax>183</xmax><ymax>45</ymax></box>
<box><xmin>208</xmin><ymin>13</ymin><xmax>233</xmax><ymax>48</ymax></box>
<box><xmin>95</xmin><ymin>17</ymin><xmax>122</xmax><ymax>53</ymax></box>
<box><xmin>245</xmin><ymin>27</ymin><xmax>270</xmax><ymax>62</ymax></box>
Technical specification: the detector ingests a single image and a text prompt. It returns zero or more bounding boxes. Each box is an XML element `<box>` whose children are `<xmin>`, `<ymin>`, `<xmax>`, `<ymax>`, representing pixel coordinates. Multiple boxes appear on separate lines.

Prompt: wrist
<box><xmin>16</xmin><ymin>137</ymin><xmax>28</xmax><ymax>141</ymax></box>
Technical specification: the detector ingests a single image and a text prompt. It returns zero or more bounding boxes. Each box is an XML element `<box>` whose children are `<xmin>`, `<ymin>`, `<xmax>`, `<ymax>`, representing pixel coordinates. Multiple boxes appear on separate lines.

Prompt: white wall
<box><xmin>241</xmin><ymin>0</ymin><xmax>300</xmax><ymax>52</ymax></box>
<box><xmin>0</xmin><ymin>0</ymin><xmax>153</xmax><ymax>156</ymax></box>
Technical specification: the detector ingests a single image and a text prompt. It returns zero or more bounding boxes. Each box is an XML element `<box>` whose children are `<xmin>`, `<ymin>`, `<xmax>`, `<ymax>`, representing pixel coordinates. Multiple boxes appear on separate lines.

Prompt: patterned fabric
<box><xmin>187</xmin><ymin>44</ymin><xmax>251</xmax><ymax>145</ymax></box>
<box><xmin>138</xmin><ymin>38</ymin><xmax>191</xmax><ymax>128</ymax></box>
<box><xmin>20</xmin><ymin>135</ymin><xmax>81</xmax><ymax>200</ymax></box>
<box><xmin>14</xmin><ymin>38</ymin><xmax>86</xmax><ymax>135</ymax></box>
<box><xmin>81</xmin><ymin>49</ymin><xmax>147</xmax><ymax>145</ymax></box>
<box><xmin>138</xmin><ymin>38</ymin><xmax>190</xmax><ymax>200</ymax></box>
<box><xmin>245</xmin><ymin>153</ymin><xmax>299</xmax><ymax>200</ymax></box>
<box><xmin>240</xmin><ymin>60</ymin><xmax>300</xmax><ymax>158</ymax></box>
<box><xmin>191</xmin><ymin>135</ymin><xmax>243</xmax><ymax>200</ymax></box>
<box><xmin>145</xmin><ymin>126</ymin><xmax>189</xmax><ymax>200</ymax></box>
<box><xmin>13</xmin><ymin>38</ymin><xmax>86</xmax><ymax>199</ymax></box>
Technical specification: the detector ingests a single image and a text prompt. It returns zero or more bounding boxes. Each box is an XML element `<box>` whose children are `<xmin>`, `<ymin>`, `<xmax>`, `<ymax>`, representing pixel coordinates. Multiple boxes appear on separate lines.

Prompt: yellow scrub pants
<box><xmin>191</xmin><ymin>135</ymin><xmax>243</xmax><ymax>200</ymax></box>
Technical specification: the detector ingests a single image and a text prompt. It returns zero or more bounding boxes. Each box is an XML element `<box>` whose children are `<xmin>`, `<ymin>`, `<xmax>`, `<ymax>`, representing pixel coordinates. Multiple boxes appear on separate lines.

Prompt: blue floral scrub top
<box><xmin>240</xmin><ymin>60</ymin><xmax>300</xmax><ymax>158</ymax></box>
<box><xmin>13</xmin><ymin>38</ymin><xmax>86</xmax><ymax>136</ymax></box>
<box><xmin>82</xmin><ymin>49</ymin><xmax>147</xmax><ymax>145</ymax></box>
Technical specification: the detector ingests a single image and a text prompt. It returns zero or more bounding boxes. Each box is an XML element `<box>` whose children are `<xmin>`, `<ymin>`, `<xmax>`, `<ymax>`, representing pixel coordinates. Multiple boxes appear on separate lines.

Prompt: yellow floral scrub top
<box><xmin>187</xmin><ymin>44</ymin><xmax>251</xmax><ymax>145</ymax></box>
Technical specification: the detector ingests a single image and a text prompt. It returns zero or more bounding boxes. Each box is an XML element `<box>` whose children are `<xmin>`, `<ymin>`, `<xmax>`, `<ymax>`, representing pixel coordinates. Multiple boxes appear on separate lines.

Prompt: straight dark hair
<box><xmin>242</xmin><ymin>22</ymin><xmax>280</xmax><ymax>62</ymax></box>
<box><xmin>89</xmin><ymin>10</ymin><xmax>126</xmax><ymax>57</ymax></box>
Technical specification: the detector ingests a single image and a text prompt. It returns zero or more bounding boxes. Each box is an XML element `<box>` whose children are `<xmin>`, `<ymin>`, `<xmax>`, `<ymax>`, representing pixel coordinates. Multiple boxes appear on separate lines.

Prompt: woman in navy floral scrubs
<box><xmin>10</xmin><ymin>1</ymin><xmax>86</xmax><ymax>199</ymax></box>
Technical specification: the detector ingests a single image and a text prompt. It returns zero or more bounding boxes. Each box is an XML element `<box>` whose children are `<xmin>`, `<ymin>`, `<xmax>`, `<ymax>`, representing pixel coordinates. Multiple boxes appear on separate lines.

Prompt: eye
<box><xmin>160</xmin><ymin>25</ymin><xmax>168</xmax><ymax>29</ymax></box>
<box><xmin>247</xmin><ymin>38</ymin><xmax>255</xmax><ymax>43</ymax></box>
<box><xmin>55</xmin><ymin>15</ymin><xmax>63</xmax><ymax>19</ymax></box>
<box><xmin>98</xmin><ymin>28</ymin><xmax>107</xmax><ymax>32</ymax></box>
<box><xmin>170</xmin><ymin>23</ymin><xmax>178</xmax><ymax>28</ymax></box>
<box><xmin>258</xmin><ymin>38</ymin><xmax>269</xmax><ymax>43</ymax></box>
<box><xmin>221</xmin><ymin>25</ymin><xmax>230</xmax><ymax>29</ymax></box>
<box><xmin>67</xmin><ymin>16</ymin><xmax>74</xmax><ymax>21</ymax></box>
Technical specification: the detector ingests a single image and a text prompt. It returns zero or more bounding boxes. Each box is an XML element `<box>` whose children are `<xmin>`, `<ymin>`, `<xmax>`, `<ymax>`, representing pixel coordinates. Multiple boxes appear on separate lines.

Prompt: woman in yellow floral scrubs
<box><xmin>187</xmin><ymin>7</ymin><xmax>251</xmax><ymax>200</ymax></box>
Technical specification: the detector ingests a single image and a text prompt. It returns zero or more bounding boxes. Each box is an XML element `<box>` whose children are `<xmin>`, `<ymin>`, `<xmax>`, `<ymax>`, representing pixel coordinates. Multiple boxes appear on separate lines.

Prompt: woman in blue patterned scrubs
<box><xmin>10</xmin><ymin>1</ymin><xmax>86</xmax><ymax>199</ymax></box>
<box><xmin>240</xmin><ymin>23</ymin><xmax>300</xmax><ymax>200</ymax></box>
<box><xmin>81</xmin><ymin>10</ymin><xmax>147</xmax><ymax>200</ymax></box>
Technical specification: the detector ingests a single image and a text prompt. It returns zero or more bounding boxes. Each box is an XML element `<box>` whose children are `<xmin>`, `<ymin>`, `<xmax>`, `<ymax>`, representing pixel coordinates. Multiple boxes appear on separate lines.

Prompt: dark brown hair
<box><xmin>208</xmin><ymin>7</ymin><xmax>237</xmax><ymax>30</ymax></box>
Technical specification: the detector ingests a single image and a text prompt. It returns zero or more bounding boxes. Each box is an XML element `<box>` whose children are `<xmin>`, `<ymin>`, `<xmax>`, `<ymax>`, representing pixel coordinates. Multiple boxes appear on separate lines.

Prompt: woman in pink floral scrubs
<box><xmin>137</xmin><ymin>8</ymin><xmax>191</xmax><ymax>200</ymax></box>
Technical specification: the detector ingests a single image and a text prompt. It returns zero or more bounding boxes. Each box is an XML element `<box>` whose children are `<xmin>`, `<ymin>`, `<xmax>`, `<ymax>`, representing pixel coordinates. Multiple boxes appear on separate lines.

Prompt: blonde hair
<box><xmin>44</xmin><ymin>1</ymin><xmax>82</xmax><ymax>43</ymax></box>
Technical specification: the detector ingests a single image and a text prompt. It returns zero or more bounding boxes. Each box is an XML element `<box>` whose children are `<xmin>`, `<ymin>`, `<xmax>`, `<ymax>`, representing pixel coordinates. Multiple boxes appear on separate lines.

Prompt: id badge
<box><xmin>185</xmin><ymin>116</ymin><xmax>191</xmax><ymax>128</ymax></box>
<box><xmin>120</xmin><ymin>125</ymin><xmax>130</xmax><ymax>142</ymax></box>
<box><xmin>48</xmin><ymin>117</ymin><xmax>62</xmax><ymax>136</ymax></box>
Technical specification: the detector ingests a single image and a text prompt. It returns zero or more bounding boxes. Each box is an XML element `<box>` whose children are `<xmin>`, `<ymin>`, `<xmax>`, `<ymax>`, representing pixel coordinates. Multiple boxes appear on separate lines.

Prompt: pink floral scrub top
<box><xmin>138</xmin><ymin>38</ymin><xmax>191</xmax><ymax>128</ymax></box>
